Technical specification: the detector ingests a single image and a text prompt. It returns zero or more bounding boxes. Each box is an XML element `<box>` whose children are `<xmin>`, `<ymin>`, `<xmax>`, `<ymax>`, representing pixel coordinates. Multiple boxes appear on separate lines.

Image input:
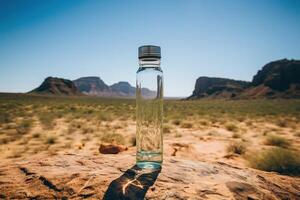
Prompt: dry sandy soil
<box><xmin>0</xmin><ymin>94</ymin><xmax>300</xmax><ymax>199</ymax></box>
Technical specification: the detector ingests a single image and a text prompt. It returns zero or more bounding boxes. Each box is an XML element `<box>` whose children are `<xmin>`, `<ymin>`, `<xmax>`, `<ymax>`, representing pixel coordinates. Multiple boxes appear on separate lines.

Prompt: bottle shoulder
<box><xmin>137</xmin><ymin>66</ymin><xmax>163</xmax><ymax>73</ymax></box>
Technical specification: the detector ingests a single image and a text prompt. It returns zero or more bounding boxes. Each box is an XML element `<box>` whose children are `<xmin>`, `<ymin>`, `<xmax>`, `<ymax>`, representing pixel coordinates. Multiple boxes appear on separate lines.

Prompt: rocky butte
<box><xmin>30</xmin><ymin>77</ymin><xmax>81</xmax><ymax>96</ymax></box>
<box><xmin>188</xmin><ymin>59</ymin><xmax>300</xmax><ymax>99</ymax></box>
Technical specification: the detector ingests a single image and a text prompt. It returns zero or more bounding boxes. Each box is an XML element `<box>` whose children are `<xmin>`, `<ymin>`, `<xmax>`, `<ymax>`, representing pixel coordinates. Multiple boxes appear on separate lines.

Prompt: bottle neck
<box><xmin>139</xmin><ymin>58</ymin><xmax>161</xmax><ymax>68</ymax></box>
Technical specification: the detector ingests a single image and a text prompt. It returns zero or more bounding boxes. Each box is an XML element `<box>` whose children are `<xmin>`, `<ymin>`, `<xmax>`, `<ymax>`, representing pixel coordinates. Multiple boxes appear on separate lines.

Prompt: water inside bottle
<box><xmin>136</xmin><ymin>67</ymin><xmax>163</xmax><ymax>169</ymax></box>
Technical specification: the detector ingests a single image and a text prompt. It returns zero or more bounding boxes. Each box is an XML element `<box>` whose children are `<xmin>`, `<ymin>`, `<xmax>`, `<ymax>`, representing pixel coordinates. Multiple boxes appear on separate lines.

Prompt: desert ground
<box><xmin>0</xmin><ymin>93</ymin><xmax>300</xmax><ymax>199</ymax></box>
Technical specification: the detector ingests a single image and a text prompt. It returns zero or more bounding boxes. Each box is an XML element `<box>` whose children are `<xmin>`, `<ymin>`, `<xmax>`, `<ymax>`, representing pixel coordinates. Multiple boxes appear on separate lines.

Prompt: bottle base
<box><xmin>136</xmin><ymin>161</ymin><xmax>162</xmax><ymax>169</ymax></box>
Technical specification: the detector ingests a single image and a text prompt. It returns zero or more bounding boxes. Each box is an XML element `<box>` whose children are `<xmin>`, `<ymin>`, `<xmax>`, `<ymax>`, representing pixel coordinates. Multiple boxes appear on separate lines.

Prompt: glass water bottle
<box><xmin>136</xmin><ymin>45</ymin><xmax>163</xmax><ymax>169</ymax></box>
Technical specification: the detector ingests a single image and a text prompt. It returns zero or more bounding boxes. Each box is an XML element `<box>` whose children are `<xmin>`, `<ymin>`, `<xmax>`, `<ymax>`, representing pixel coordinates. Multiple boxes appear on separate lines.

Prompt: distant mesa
<box><xmin>110</xmin><ymin>81</ymin><xmax>136</xmax><ymax>96</ymax></box>
<box><xmin>187</xmin><ymin>77</ymin><xmax>249</xmax><ymax>99</ymax></box>
<box><xmin>188</xmin><ymin>59</ymin><xmax>300</xmax><ymax>99</ymax></box>
<box><xmin>73</xmin><ymin>76</ymin><xmax>110</xmax><ymax>96</ymax></box>
<box><xmin>30</xmin><ymin>59</ymin><xmax>300</xmax><ymax>99</ymax></box>
<box><xmin>30</xmin><ymin>76</ymin><xmax>156</xmax><ymax>97</ymax></box>
<box><xmin>73</xmin><ymin>77</ymin><xmax>155</xmax><ymax>97</ymax></box>
<box><xmin>30</xmin><ymin>77</ymin><xmax>81</xmax><ymax>96</ymax></box>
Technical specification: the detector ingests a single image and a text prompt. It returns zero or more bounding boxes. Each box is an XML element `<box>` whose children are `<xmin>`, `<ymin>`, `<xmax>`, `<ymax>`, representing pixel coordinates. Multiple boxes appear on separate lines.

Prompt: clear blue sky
<box><xmin>0</xmin><ymin>0</ymin><xmax>299</xmax><ymax>97</ymax></box>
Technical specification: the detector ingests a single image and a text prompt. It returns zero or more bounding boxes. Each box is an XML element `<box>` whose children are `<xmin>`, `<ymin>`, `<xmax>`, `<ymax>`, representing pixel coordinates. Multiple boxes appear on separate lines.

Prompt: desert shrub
<box><xmin>249</xmin><ymin>148</ymin><xmax>300</xmax><ymax>175</ymax></box>
<box><xmin>163</xmin><ymin>124</ymin><xmax>172</xmax><ymax>134</ymax></box>
<box><xmin>68</xmin><ymin>120</ymin><xmax>83</xmax><ymax>133</ymax></box>
<box><xmin>16</xmin><ymin>118</ymin><xmax>33</xmax><ymax>134</ymax></box>
<box><xmin>0</xmin><ymin>137</ymin><xmax>9</xmax><ymax>145</ymax></box>
<box><xmin>264</xmin><ymin>134</ymin><xmax>290</xmax><ymax>148</ymax></box>
<box><xmin>232</xmin><ymin>132</ymin><xmax>241</xmax><ymax>138</ymax></box>
<box><xmin>207</xmin><ymin>130</ymin><xmax>219</xmax><ymax>136</ymax></box>
<box><xmin>112</xmin><ymin>124</ymin><xmax>122</xmax><ymax>130</ymax></box>
<box><xmin>99</xmin><ymin>132</ymin><xmax>125</xmax><ymax>145</ymax></box>
<box><xmin>0</xmin><ymin>113</ymin><xmax>12</xmax><ymax>125</ymax></box>
<box><xmin>81</xmin><ymin>126</ymin><xmax>95</xmax><ymax>134</ymax></box>
<box><xmin>294</xmin><ymin>132</ymin><xmax>300</xmax><ymax>137</ymax></box>
<box><xmin>174</xmin><ymin>132</ymin><xmax>182</xmax><ymax>138</ymax></box>
<box><xmin>199</xmin><ymin>120</ymin><xmax>209</xmax><ymax>126</ymax></box>
<box><xmin>237</xmin><ymin>116</ymin><xmax>245</xmax><ymax>122</ymax></box>
<box><xmin>180</xmin><ymin>122</ymin><xmax>193</xmax><ymax>129</ymax></box>
<box><xmin>276</xmin><ymin>118</ymin><xmax>288</xmax><ymax>128</ymax></box>
<box><xmin>46</xmin><ymin>136</ymin><xmax>56</xmax><ymax>144</ymax></box>
<box><xmin>32</xmin><ymin>132</ymin><xmax>41</xmax><ymax>138</ymax></box>
<box><xmin>245</xmin><ymin>120</ymin><xmax>253</xmax><ymax>126</ymax></box>
<box><xmin>38</xmin><ymin>112</ymin><xmax>56</xmax><ymax>129</ymax></box>
<box><xmin>263</xmin><ymin>130</ymin><xmax>269</xmax><ymax>136</ymax></box>
<box><xmin>227</xmin><ymin>141</ymin><xmax>247</xmax><ymax>155</ymax></box>
<box><xmin>172</xmin><ymin>119</ymin><xmax>181</xmax><ymax>126</ymax></box>
<box><xmin>225</xmin><ymin>123</ymin><xmax>238</xmax><ymax>132</ymax></box>
<box><xmin>97</xmin><ymin>112</ymin><xmax>113</xmax><ymax>122</ymax></box>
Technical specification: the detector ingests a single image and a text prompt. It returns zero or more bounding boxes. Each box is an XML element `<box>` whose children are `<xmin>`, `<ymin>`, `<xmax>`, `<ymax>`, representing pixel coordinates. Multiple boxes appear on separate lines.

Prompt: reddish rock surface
<box><xmin>0</xmin><ymin>153</ymin><xmax>299</xmax><ymax>199</ymax></box>
<box><xmin>99</xmin><ymin>144</ymin><xmax>128</xmax><ymax>154</ymax></box>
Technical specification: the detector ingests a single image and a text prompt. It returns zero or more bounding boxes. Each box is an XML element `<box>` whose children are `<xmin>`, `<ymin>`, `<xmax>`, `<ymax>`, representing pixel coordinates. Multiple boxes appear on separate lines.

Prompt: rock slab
<box><xmin>0</xmin><ymin>153</ymin><xmax>300</xmax><ymax>199</ymax></box>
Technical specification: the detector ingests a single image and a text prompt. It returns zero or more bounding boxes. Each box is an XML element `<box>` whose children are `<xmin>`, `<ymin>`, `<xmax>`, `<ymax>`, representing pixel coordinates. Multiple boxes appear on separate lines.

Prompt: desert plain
<box><xmin>0</xmin><ymin>93</ymin><xmax>300</xmax><ymax>199</ymax></box>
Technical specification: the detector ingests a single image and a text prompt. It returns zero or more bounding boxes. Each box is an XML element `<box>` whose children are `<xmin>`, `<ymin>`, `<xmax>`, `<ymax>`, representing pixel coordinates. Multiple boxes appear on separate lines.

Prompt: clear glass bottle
<box><xmin>136</xmin><ymin>45</ymin><xmax>163</xmax><ymax>169</ymax></box>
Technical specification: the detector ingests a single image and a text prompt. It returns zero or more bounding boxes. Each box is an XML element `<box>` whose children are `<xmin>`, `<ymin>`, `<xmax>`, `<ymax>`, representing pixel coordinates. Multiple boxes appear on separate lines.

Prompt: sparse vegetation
<box><xmin>172</xmin><ymin>119</ymin><xmax>181</xmax><ymax>126</ymax></box>
<box><xmin>38</xmin><ymin>112</ymin><xmax>56</xmax><ymax>129</ymax></box>
<box><xmin>276</xmin><ymin>118</ymin><xmax>288</xmax><ymax>128</ymax></box>
<box><xmin>199</xmin><ymin>120</ymin><xmax>209</xmax><ymax>126</ymax></box>
<box><xmin>264</xmin><ymin>134</ymin><xmax>290</xmax><ymax>148</ymax></box>
<box><xmin>32</xmin><ymin>133</ymin><xmax>41</xmax><ymax>138</ymax></box>
<box><xmin>46</xmin><ymin>136</ymin><xmax>56</xmax><ymax>144</ymax></box>
<box><xmin>163</xmin><ymin>124</ymin><xmax>172</xmax><ymax>134</ymax></box>
<box><xmin>99</xmin><ymin>131</ymin><xmax>125</xmax><ymax>145</ymax></box>
<box><xmin>0</xmin><ymin>93</ymin><xmax>299</xmax><ymax>174</ymax></box>
<box><xmin>232</xmin><ymin>132</ymin><xmax>241</xmax><ymax>138</ymax></box>
<box><xmin>225</xmin><ymin>123</ymin><xmax>238</xmax><ymax>132</ymax></box>
<box><xmin>249</xmin><ymin>148</ymin><xmax>300</xmax><ymax>176</ymax></box>
<box><xmin>227</xmin><ymin>141</ymin><xmax>247</xmax><ymax>155</ymax></box>
<box><xmin>180</xmin><ymin>122</ymin><xmax>193</xmax><ymax>129</ymax></box>
<box><xmin>175</xmin><ymin>132</ymin><xmax>182</xmax><ymax>138</ymax></box>
<box><xmin>16</xmin><ymin>118</ymin><xmax>33</xmax><ymax>134</ymax></box>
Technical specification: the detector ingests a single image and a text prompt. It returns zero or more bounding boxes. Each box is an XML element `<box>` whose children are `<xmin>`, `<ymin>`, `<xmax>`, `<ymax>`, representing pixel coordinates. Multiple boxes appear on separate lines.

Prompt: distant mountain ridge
<box><xmin>73</xmin><ymin>77</ymin><xmax>110</xmax><ymax>96</ymax></box>
<box><xmin>188</xmin><ymin>59</ymin><xmax>300</xmax><ymax>99</ymax></box>
<box><xmin>73</xmin><ymin>76</ymin><xmax>109</xmax><ymax>94</ymax></box>
<box><xmin>73</xmin><ymin>76</ymin><xmax>155</xmax><ymax>97</ymax></box>
<box><xmin>30</xmin><ymin>76</ymin><xmax>156</xmax><ymax>97</ymax></box>
<box><xmin>30</xmin><ymin>59</ymin><xmax>299</xmax><ymax>99</ymax></box>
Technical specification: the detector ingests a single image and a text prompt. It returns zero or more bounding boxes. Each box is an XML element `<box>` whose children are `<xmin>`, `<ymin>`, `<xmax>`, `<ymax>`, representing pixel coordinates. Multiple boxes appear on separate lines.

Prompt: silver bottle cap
<box><xmin>138</xmin><ymin>45</ymin><xmax>161</xmax><ymax>59</ymax></box>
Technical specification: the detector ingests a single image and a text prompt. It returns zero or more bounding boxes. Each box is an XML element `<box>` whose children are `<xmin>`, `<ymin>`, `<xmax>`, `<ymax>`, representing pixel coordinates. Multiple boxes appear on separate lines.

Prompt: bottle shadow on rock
<box><xmin>103</xmin><ymin>165</ymin><xmax>161</xmax><ymax>200</ymax></box>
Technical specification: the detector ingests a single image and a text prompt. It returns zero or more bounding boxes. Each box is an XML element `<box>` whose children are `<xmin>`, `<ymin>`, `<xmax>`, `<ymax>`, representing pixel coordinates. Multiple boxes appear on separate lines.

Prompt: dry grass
<box><xmin>38</xmin><ymin>112</ymin><xmax>56</xmax><ymax>129</ymax></box>
<box><xmin>276</xmin><ymin>118</ymin><xmax>288</xmax><ymax>128</ymax></box>
<box><xmin>180</xmin><ymin>122</ymin><xmax>193</xmax><ymax>129</ymax></box>
<box><xmin>32</xmin><ymin>132</ymin><xmax>41</xmax><ymax>138</ymax></box>
<box><xmin>264</xmin><ymin>134</ymin><xmax>290</xmax><ymax>148</ymax></box>
<box><xmin>0</xmin><ymin>93</ymin><xmax>300</xmax><ymax>173</ymax></box>
<box><xmin>248</xmin><ymin>147</ymin><xmax>300</xmax><ymax>176</ymax></box>
<box><xmin>172</xmin><ymin>119</ymin><xmax>181</xmax><ymax>126</ymax></box>
<box><xmin>163</xmin><ymin>124</ymin><xmax>172</xmax><ymax>134</ymax></box>
<box><xmin>232</xmin><ymin>132</ymin><xmax>241</xmax><ymax>138</ymax></box>
<box><xmin>294</xmin><ymin>132</ymin><xmax>300</xmax><ymax>137</ymax></box>
<box><xmin>16</xmin><ymin>118</ymin><xmax>33</xmax><ymax>135</ymax></box>
<box><xmin>98</xmin><ymin>131</ymin><xmax>125</xmax><ymax>145</ymax></box>
<box><xmin>46</xmin><ymin>136</ymin><xmax>57</xmax><ymax>144</ymax></box>
<box><xmin>225</xmin><ymin>123</ymin><xmax>238</xmax><ymax>132</ymax></box>
<box><xmin>227</xmin><ymin>141</ymin><xmax>247</xmax><ymax>155</ymax></box>
<box><xmin>174</xmin><ymin>132</ymin><xmax>182</xmax><ymax>138</ymax></box>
